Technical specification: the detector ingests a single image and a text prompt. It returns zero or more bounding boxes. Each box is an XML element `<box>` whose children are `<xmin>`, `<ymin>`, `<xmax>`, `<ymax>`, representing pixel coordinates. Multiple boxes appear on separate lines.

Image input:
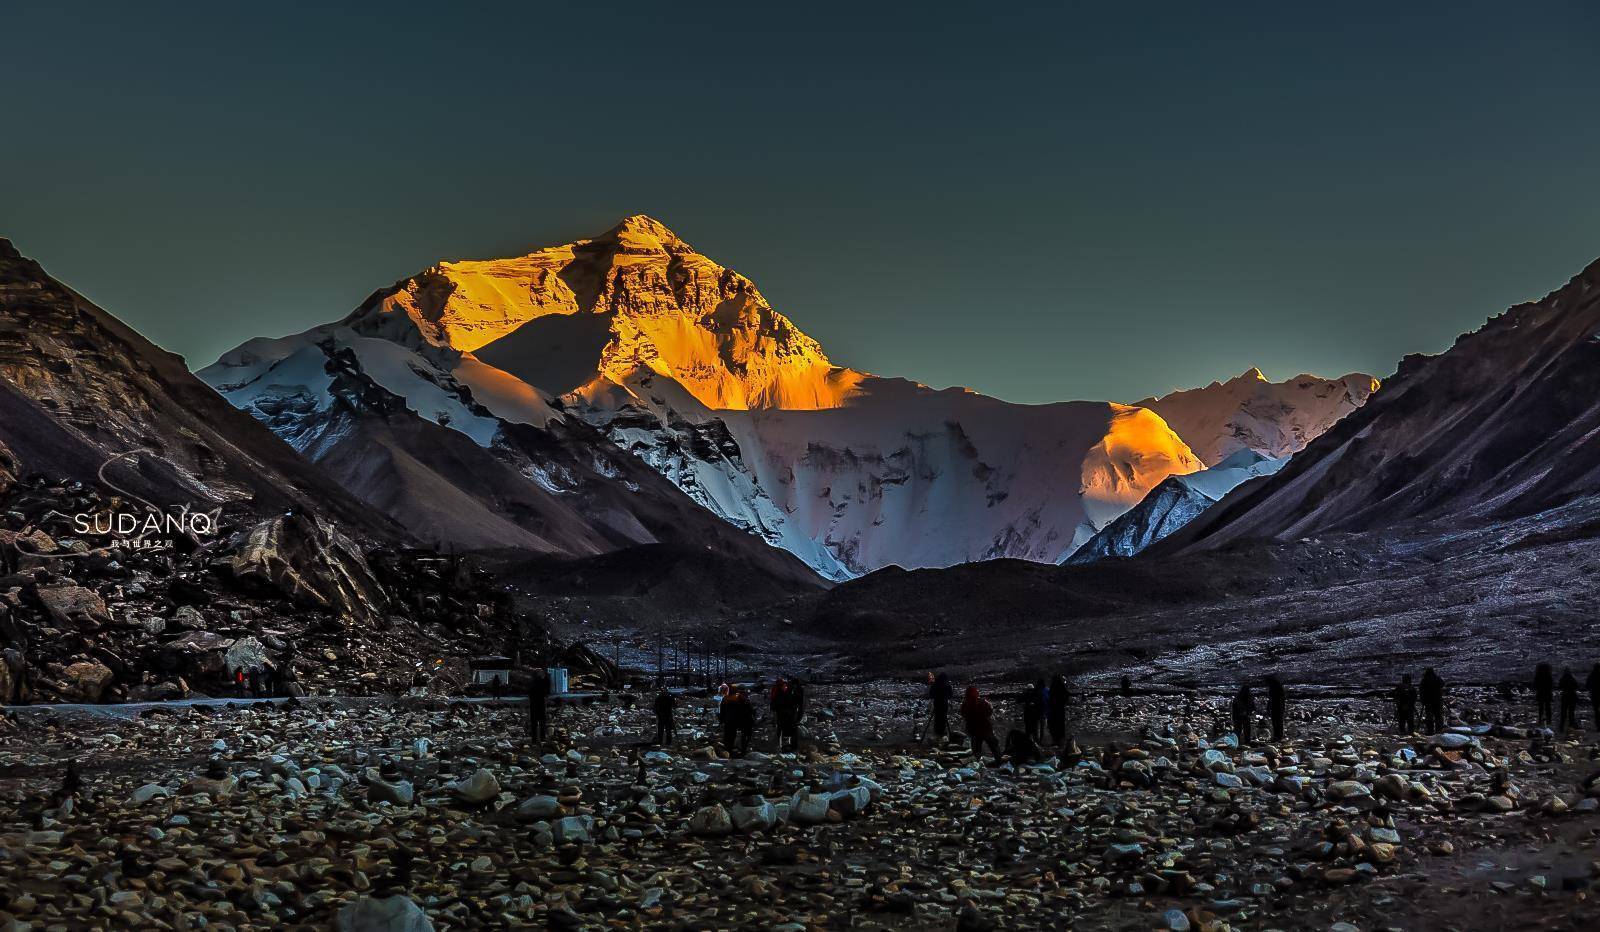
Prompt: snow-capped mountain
<box><xmin>202</xmin><ymin>216</ymin><xmax>1364</xmax><ymax>578</ymax></box>
<box><xmin>1137</xmin><ymin>368</ymin><xmax>1378</xmax><ymax>466</ymax></box>
<box><xmin>1066</xmin><ymin>449</ymin><xmax>1286</xmax><ymax>563</ymax></box>
<box><xmin>198</xmin><ymin>324</ymin><xmax>823</xmax><ymax>590</ymax></box>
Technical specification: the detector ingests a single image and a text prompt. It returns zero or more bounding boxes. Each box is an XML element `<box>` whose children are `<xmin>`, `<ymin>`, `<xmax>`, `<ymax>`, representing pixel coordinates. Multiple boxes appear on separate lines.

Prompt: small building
<box><xmin>469</xmin><ymin>656</ymin><xmax>513</xmax><ymax>688</ymax></box>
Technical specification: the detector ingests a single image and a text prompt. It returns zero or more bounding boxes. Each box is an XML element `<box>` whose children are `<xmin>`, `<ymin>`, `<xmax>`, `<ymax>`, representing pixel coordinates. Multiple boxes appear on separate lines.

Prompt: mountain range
<box><xmin>200</xmin><ymin>216</ymin><xmax>1373</xmax><ymax>578</ymax></box>
<box><xmin>812</xmin><ymin>252</ymin><xmax>1600</xmax><ymax>685</ymax></box>
<box><xmin>5</xmin><ymin>218</ymin><xmax>1596</xmax><ymax>690</ymax></box>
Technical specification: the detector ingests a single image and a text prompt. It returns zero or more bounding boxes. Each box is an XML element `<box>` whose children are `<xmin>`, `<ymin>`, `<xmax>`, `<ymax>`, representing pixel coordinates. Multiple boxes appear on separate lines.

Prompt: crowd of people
<box><xmin>518</xmin><ymin>671</ymin><xmax>810</xmax><ymax>757</ymax></box>
<box><xmin>514</xmin><ymin>661</ymin><xmax>1600</xmax><ymax>763</ymax></box>
<box><xmin>920</xmin><ymin>662</ymin><xmax>1600</xmax><ymax>769</ymax></box>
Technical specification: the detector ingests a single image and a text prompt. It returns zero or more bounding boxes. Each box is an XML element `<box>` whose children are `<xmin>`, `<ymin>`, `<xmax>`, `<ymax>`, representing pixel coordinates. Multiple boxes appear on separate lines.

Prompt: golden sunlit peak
<box><xmin>597</xmin><ymin>214</ymin><xmax>684</xmax><ymax>249</ymax></box>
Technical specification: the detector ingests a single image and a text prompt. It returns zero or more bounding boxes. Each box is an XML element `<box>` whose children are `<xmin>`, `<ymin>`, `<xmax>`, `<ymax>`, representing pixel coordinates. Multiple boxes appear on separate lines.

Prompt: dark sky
<box><xmin>6</xmin><ymin>2</ymin><xmax>1598</xmax><ymax>404</ymax></box>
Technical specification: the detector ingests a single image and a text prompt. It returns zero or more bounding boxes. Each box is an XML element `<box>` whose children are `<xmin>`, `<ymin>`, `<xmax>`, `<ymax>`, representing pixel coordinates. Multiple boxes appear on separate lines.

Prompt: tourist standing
<box><xmin>1230</xmin><ymin>683</ymin><xmax>1255</xmax><ymax>742</ymax></box>
<box><xmin>528</xmin><ymin>667</ymin><xmax>550</xmax><ymax>744</ymax></box>
<box><xmin>1393</xmin><ymin>674</ymin><xmax>1418</xmax><ymax>734</ymax></box>
<box><xmin>1534</xmin><ymin>663</ymin><xmax>1555</xmax><ymax>725</ymax></box>
<box><xmin>1046</xmin><ymin>674</ymin><xmax>1070</xmax><ymax>747</ymax></box>
<box><xmin>1420</xmin><ymin>668</ymin><xmax>1446</xmax><ymax>734</ymax></box>
<box><xmin>1265</xmin><ymin>676</ymin><xmax>1287</xmax><ymax>742</ymax></box>
<box><xmin>960</xmin><ymin>686</ymin><xmax>1001</xmax><ymax>765</ymax></box>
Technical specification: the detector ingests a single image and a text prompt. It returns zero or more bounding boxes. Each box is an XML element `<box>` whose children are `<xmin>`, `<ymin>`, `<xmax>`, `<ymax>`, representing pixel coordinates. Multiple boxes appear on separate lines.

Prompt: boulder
<box><xmin>0</xmin><ymin>648</ymin><xmax>24</xmax><ymax>704</ymax></box>
<box><xmin>730</xmin><ymin>801</ymin><xmax>780</xmax><ymax>833</ymax></box>
<box><xmin>225</xmin><ymin>514</ymin><xmax>388</xmax><ymax>623</ymax></box>
<box><xmin>553</xmin><ymin>815</ymin><xmax>594</xmax><ymax>844</ymax></box>
<box><xmin>1373</xmin><ymin>774</ymin><xmax>1408</xmax><ymax>800</ymax></box>
<box><xmin>445</xmin><ymin>769</ymin><xmax>499</xmax><ymax>805</ymax></box>
<box><xmin>36</xmin><ymin>586</ymin><xmax>110</xmax><ymax>629</ymax></box>
<box><xmin>829</xmin><ymin>785</ymin><xmax>872</xmax><ymax>817</ymax></box>
<box><xmin>184</xmin><ymin>774</ymin><xmax>237</xmax><ymax>799</ymax></box>
<box><xmin>161</xmin><ymin>631</ymin><xmax>231</xmax><ymax>677</ymax></box>
<box><xmin>516</xmin><ymin>795</ymin><xmax>561</xmax><ymax>820</ymax></box>
<box><xmin>369</xmin><ymin>778</ymin><xmax>415</xmax><ymax>806</ymax></box>
<box><xmin>788</xmin><ymin>791</ymin><xmax>832</xmax><ymax>825</ymax></box>
<box><xmin>1326</xmin><ymin>780</ymin><xmax>1371</xmax><ymax>801</ymax></box>
<box><xmin>57</xmin><ymin>660</ymin><xmax>113</xmax><ymax>702</ymax></box>
<box><xmin>223</xmin><ymin>636</ymin><xmax>269</xmax><ymax>676</ymax></box>
<box><xmin>689</xmin><ymin>804</ymin><xmax>734</xmax><ymax>836</ymax></box>
<box><xmin>335</xmin><ymin>895</ymin><xmax>435</xmax><ymax>932</ymax></box>
<box><xmin>127</xmin><ymin>783</ymin><xmax>171</xmax><ymax>805</ymax></box>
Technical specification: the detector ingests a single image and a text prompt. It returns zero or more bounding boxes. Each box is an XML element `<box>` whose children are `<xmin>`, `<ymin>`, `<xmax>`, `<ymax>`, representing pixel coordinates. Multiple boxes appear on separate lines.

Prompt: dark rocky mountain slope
<box><xmin>0</xmin><ymin>239</ymin><xmax>394</xmax><ymax>534</ymax></box>
<box><xmin>1164</xmin><ymin>255</ymin><xmax>1600</xmax><ymax>548</ymax></box>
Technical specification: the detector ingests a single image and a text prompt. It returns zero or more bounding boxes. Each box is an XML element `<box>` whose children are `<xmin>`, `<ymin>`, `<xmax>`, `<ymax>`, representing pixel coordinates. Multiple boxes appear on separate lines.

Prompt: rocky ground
<box><xmin>804</xmin><ymin>502</ymin><xmax>1600</xmax><ymax>691</ymax></box>
<box><xmin>0</xmin><ymin>473</ymin><xmax>584</xmax><ymax>708</ymax></box>
<box><xmin>2</xmin><ymin>683</ymin><xmax>1599</xmax><ymax>930</ymax></box>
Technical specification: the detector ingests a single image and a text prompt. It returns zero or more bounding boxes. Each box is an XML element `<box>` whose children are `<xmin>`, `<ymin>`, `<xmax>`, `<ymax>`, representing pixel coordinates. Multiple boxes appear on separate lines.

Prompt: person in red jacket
<box><xmin>960</xmin><ymin>685</ymin><xmax>1001</xmax><ymax>765</ymax></box>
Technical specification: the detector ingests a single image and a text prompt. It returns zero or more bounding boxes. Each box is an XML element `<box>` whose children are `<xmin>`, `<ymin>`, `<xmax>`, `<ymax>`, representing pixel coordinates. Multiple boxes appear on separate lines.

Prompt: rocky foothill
<box><xmin>0</xmin><ymin>467</ymin><xmax>532</xmax><ymax>709</ymax></box>
<box><xmin>2</xmin><ymin>684</ymin><xmax>1598</xmax><ymax>930</ymax></box>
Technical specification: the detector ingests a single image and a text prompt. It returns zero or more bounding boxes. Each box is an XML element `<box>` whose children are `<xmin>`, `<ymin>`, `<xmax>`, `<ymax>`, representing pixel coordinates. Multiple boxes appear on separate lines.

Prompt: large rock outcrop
<box><xmin>226</xmin><ymin>514</ymin><xmax>389</xmax><ymax>624</ymax></box>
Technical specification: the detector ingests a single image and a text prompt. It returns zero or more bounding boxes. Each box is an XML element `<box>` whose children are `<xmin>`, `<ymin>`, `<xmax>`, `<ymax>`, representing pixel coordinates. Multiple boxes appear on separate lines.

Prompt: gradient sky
<box><xmin>6</xmin><ymin>2</ymin><xmax>1599</xmax><ymax>404</ymax></box>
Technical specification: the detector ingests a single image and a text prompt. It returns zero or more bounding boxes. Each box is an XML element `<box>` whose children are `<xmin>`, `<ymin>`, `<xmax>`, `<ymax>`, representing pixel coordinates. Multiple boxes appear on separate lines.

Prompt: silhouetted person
<box><xmin>1420</xmin><ymin>668</ymin><xmax>1445</xmax><ymax>734</ymax></box>
<box><xmin>1230</xmin><ymin>683</ymin><xmax>1255</xmax><ymax>742</ymax></box>
<box><xmin>1393</xmin><ymin>674</ymin><xmax>1418</xmax><ymax>734</ymax></box>
<box><xmin>960</xmin><ymin>686</ymin><xmax>1001</xmax><ymax>765</ymax></box>
<box><xmin>790</xmin><ymin>679</ymin><xmax>807</xmax><ymax>748</ymax></box>
<box><xmin>653</xmin><ymin>688</ymin><xmax>676</xmax><ymax>745</ymax></box>
<box><xmin>1265</xmin><ymin>676</ymin><xmax>1286</xmax><ymax>742</ymax></box>
<box><xmin>770</xmin><ymin>678</ymin><xmax>800</xmax><ymax>751</ymax></box>
<box><xmin>719</xmin><ymin>686</ymin><xmax>754</xmax><ymax>755</ymax></box>
<box><xmin>1588</xmin><ymin>663</ymin><xmax>1600</xmax><ymax>728</ymax></box>
<box><xmin>1534</xmin><ymin>663</ymin><xmax>1554</xmax><ymax>725</ymax></box>
<box><xmin>1046</xmin><ymin>674</ymin><xmax>1070</xmax><ymax>747</ymax></box>
<box><xmin>1004</xmin><ymin>728</ymin><xmax>1041</xmax><ymax>766</ymax></box>
<box><xmin>527</xmin><ymin>668</ymin><xmax>550</xmax><ymax>743</ymax></box>
<box><xmin>491</xmin><ymin>674</ymin><xmax>503</xmax><ymax>700</ymax></box>
<box><xmin>54</xmin><ymin>758</ymin><xmax>83</xmax><ymax>807</ymax></box>
<box><xmin>928</xmin><ymin>672</ymin><xmax>953</xmax><ymax>742</ymax></box>
<box><xmin>1558</xmin><ymin>669</ymin><xmax>1580</xmax><ymax>730</ymax></box>
<box><xmin>1022</xmin><ymin>679</ymin><xmax>1045</xmax><ymax>744</ymax></box>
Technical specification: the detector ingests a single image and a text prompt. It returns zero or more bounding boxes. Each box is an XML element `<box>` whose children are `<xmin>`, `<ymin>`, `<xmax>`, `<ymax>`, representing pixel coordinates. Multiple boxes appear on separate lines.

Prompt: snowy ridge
<box><xmin>1137</xmin><ymin>368</ymin><xmax>1378</xmax><ymax>466</ymax></box>
<box><xmin>1067</xmin><ymin>449</ymin><xmax>1286</xmax><ymax>563</ymax></box>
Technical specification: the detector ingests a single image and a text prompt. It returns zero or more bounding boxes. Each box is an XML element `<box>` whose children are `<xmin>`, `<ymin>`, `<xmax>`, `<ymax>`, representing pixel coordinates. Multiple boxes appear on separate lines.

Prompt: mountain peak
<box><xmin>1234</xmin><ymin>366</ymin><xmax>1268</xmax><ymax>383</ymax></box>
<box><xmin>595</xmin><ymin>214</ymin><xmax>684</xmax><ymax>251</ymax></box>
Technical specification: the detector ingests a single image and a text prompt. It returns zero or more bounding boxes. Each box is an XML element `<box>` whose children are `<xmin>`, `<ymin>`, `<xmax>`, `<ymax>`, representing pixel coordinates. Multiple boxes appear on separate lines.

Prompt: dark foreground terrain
<box><xmin>805</xmin><ymin>500</ymin><xmax>1600</xmax><ymax>690</ymax></box>
<box><xmin>3</xmin><ymin>683</ymin><xmax>1598</xmax><ymax>930</ymax></box>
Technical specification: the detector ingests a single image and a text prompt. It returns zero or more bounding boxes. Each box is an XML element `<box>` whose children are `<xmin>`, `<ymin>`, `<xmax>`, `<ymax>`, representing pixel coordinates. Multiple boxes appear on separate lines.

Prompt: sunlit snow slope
<box><xmin>1138</xmin><ymin>368</ymin><xmax>1378</xmax><ymax>466</ymax></box>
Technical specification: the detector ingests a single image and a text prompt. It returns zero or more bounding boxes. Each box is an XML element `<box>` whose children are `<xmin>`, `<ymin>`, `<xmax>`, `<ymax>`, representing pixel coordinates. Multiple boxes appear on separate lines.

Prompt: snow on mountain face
<box><xmin>210</xmin><ymin>216</ymin><xmax>1400</xmax><ymax>578</ymax></box>
<box><xmin>1137</xmin><ymin>368</ymin><xmax>1378</xmax><ymax>467</ymax></box>
<box><xmin>1067</xmin><ymin>449</ymin><xmax>1285</xmax><ymax>563</ymax></box>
